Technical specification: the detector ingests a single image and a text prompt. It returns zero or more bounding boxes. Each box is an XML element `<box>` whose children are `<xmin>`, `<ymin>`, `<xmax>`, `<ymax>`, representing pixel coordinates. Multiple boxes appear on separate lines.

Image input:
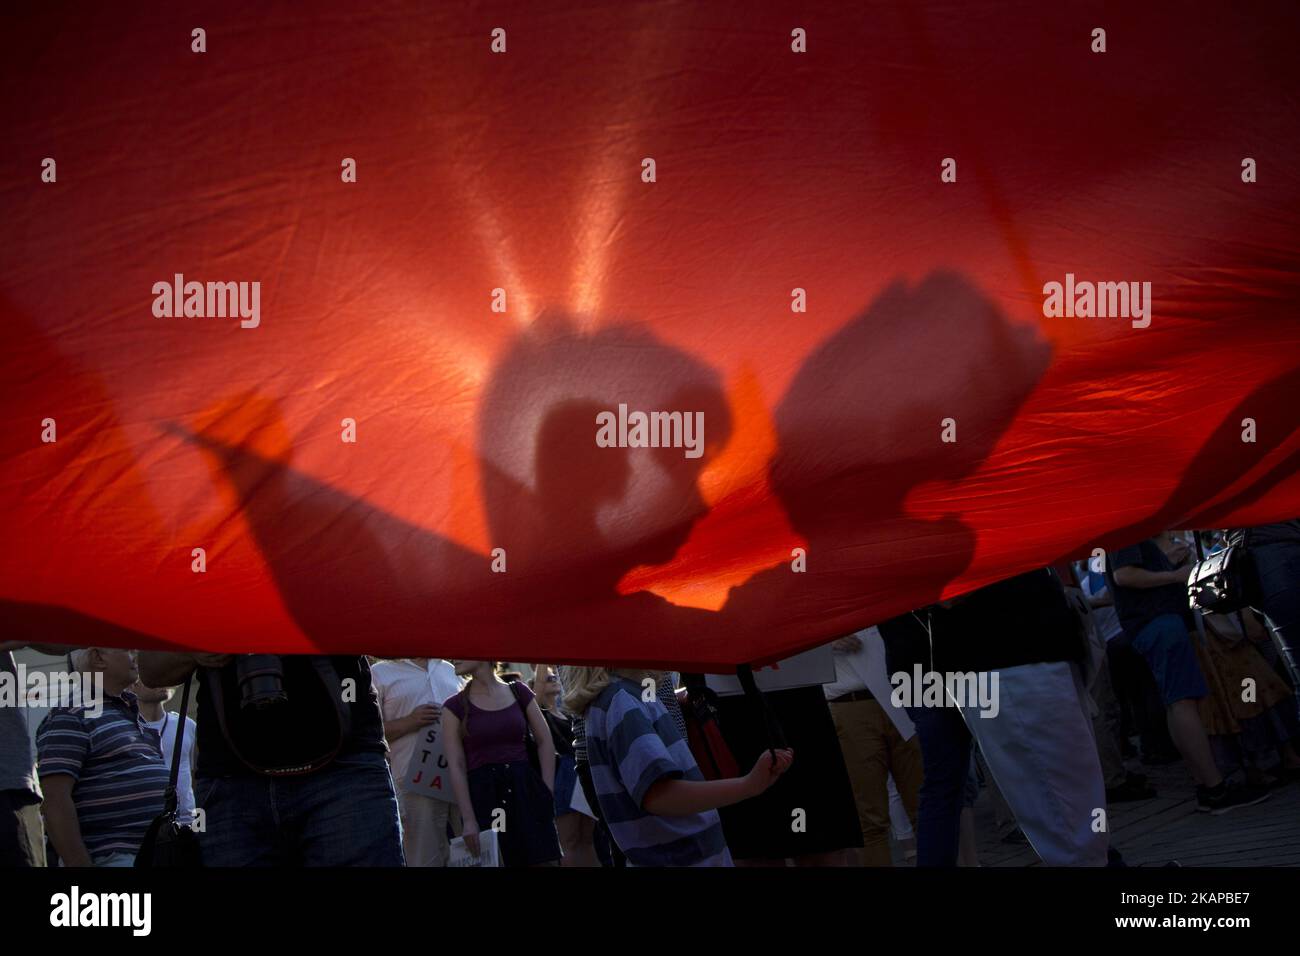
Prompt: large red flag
<box><xmin>2</xmin><ymin>2</ymin><xmax>1299</xmax><ymax>670</ymax></box>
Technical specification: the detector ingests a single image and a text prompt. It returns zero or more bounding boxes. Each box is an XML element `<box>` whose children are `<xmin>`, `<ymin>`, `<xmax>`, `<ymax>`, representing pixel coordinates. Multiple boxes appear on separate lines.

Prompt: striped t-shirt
<box><xmin>36</xmin><ymin>691</ymin><xmax>169</xmax><ymax>858</ymax></box>
<box><xmin>584</xmin><ymin>677</ymin><xmax>732</xmax><ymax>867</ymax></box>
<box><xmin>571</xmin><ymin>671</ymin><xmax>684</xmax><ymax>764</ymax></box>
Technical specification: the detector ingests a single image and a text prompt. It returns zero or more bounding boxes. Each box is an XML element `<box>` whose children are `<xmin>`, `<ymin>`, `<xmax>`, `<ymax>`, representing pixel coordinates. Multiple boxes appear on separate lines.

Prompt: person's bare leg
<box><xmin>1166</xmin><ymin>699</ymin><xmax>1222</xmax><ymax>787</ymax></box>
<box><xmin>572</xmin><ymin>816</ymin><xmax>599</xmax><ymax>866</ymax></box>
<box><xmin>577</xmin><ymin>816</ymin><xmax>599</xmax><ymax>866</ymax></box>
<box><xmin>557</xmin><ymin>814</ymin><xmax>599</xmax><ymax>867</ymax></box>
<box><xmin>557</xmin><ymin>814</ymin><xmax>580</xmax><ymax>867</ymax></box>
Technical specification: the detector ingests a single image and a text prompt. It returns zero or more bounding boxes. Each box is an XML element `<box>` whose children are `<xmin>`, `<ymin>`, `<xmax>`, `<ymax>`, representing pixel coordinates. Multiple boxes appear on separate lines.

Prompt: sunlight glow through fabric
<box><xmin>2</xmin><ymin>3</ymin><xmax>1299</xmax><ymax>669</ymax></box>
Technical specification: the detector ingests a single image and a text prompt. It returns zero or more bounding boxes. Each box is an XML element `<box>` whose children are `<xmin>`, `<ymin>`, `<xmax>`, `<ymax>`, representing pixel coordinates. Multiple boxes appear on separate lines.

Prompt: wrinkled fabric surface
<box><xmin>2</xmin><ymin>2</ymin><xmax>1299</xmax><ymax>669</ymax></box>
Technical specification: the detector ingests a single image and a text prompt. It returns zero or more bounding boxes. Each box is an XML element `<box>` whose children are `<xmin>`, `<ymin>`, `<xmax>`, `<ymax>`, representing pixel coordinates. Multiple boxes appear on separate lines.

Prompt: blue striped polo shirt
<box><xmin>585</xmin><ymin>677</ymin><xmax>732</xmax><ymax>867</ymax></box>
<box><xmin>36</xmin><ymin>691</ymin><xmax>168</xmax><ymax>858</ymax></box>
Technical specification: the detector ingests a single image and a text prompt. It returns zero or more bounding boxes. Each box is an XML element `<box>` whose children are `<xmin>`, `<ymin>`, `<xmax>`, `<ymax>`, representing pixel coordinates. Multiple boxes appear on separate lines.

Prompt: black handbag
<box><xmin>675</xmin><ymin>674</ymin><xmax>740</xmax><ymax>780</ymax></box>
<box><xmin>510</xmin><ymin>679</ymin><xmax>543</xmax><ymax>774</ymax></box>
<box><xmin>1187</xmin><ymin>529</ymin><xmax>1255</xmax><ymax>615</ymax></box>
<box><xmin>136</xmin><ymin>676</ymin><xmax>202</xmax><ymax>867</ymax></box>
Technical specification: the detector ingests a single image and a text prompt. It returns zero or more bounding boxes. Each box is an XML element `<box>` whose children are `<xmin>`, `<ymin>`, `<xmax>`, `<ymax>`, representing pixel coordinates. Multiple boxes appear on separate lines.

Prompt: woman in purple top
<box><xmin>442</xmin><ymin>661</ymin><xmax>561</xmax><ymax>866</ymax></box>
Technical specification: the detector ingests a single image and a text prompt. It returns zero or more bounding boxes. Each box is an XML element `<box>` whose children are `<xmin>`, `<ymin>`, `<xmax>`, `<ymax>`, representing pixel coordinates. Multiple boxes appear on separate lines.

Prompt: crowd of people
<box><xmin>2</xmin><ymin>519</ymin><xmax>1298</xmax><ymax>868</ymax></box>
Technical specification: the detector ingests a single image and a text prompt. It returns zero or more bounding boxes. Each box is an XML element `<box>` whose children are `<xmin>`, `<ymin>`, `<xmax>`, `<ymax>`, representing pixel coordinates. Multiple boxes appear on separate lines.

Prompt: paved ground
<box><xmin>972</xmin><ymin>760</ymin><xmax>1300</xmax><ymax>867</ymax></box>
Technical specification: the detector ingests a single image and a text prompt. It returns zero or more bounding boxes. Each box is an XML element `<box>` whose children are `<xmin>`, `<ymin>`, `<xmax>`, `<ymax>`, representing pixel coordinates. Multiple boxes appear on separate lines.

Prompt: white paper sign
<box><xmin>569</xmin><ymin>775</ymin><xmax>596</xmax><ymax>819</ymax></box>
<box><xmin>705</xmin><ymin>646</ymin><xmax>836</xmax><ymax>697</ymax></box>
<box><xmin>448</xmin><ymin>830</ymin><xmax>501</xmax><ymax>867</ymax></box>
<box><xmin>401</xmin><ymin>717</ymin><xmax>456</xmax><ymax>802</ymax></box>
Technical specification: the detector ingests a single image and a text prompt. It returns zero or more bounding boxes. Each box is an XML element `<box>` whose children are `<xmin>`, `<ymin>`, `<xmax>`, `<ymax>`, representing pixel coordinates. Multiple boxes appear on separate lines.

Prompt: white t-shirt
<box><xmin>1081</xmin><ymin>573</ymin><xmax>1124</xmax><ymax>642</ymax></box>
<box><xmin>823</xmin><ymin>641</ymin><xmax>870</xmax><ymax>698</ymax></box>
<box><xmin>143</xmin><ymin>712</ymin><xmax>196</xmax><ymax>825</ymax></box>
<box><xmin>371</xmin><ymin>659</ymin><xmax>463</xmax><ymax>776</ymax></box>
<box><xmin>820</xmin><ymin>627</ymin><xmax>915</xmax><ymax>741</ymax></box>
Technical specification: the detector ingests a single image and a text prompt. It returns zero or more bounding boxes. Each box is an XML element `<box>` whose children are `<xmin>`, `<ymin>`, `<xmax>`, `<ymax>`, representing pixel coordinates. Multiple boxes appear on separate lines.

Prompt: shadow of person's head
<box><xmin>767</xmin><ymin>272</ymin><xmax>1051</xmax><ymax>600</ymax></box>
<box><xmin>478</xmin><ymin>313</ymin><xmax>731</xmax><ymax>587</ymax></box>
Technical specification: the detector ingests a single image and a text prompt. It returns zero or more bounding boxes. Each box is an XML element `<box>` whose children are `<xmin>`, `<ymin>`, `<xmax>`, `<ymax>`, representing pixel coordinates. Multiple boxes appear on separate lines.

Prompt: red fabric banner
<box><xmin>2</xmin><ymin>2</ymin><xmax>1299</xmax><ymax>669</ymax></box>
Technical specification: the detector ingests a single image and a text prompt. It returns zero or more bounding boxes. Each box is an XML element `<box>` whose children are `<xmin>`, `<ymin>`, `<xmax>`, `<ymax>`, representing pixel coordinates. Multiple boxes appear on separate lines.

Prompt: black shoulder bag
<box><xmin>510</xmin><ymin>679</ymin><xmax>543</xmax><ymax>774</ymax></box>
<box><xmin>1187</xmin><ymin>529</ymin><xmax>1255</xmax><ymax>615</ymax></box>
<box><xmin>136</xmin><ymin>677</ymin><xmax>202</xmax><ymax>867</ymax></box>
<box><xmin>676</xmin><ymin>673</ymin><xmax>740</xmax><ymax>779</ymax></box>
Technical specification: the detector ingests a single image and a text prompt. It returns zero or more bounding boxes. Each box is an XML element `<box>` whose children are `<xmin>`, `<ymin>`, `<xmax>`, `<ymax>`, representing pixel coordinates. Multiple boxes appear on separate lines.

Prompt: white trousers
<box><xmin>397</xmin><ymin>790</ymin><xmax>460</xmax><ymax>867</ymax></box>
<box><xmin>956</xmin><ymin>660</ymin><xmax>1109</xmax><ymax>866</ymax></box>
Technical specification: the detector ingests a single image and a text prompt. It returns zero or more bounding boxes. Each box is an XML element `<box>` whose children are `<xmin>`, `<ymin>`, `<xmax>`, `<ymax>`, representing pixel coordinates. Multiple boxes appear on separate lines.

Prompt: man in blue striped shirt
<box><xmin>36</xmin><ymin>648</ymin><xmax>168</xmax><ymax>866</ymax></box>
<box><xmin>584</xmin><ymin>672</ymin><xmax>792</xmax><ymax>867</ymax></box>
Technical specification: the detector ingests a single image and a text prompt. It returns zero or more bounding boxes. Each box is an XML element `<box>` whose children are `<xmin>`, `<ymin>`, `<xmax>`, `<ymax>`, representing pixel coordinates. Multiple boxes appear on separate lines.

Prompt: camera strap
<box><xmin>163</xmin><ymin>676</ymin><xmax>192</xmax><ymax>816</ymax></box>
<box><xmin>309</xmin><ymin>655</ymin><xmax>353</xmax><ymax>739</ymax></box>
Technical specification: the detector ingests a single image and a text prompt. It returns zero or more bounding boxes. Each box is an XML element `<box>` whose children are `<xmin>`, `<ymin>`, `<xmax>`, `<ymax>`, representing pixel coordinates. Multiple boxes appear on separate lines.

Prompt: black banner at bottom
<box><xmin>10</xmin><ymin>865</ymin><xmax>1287</xmax><ymax>941</ymax></box>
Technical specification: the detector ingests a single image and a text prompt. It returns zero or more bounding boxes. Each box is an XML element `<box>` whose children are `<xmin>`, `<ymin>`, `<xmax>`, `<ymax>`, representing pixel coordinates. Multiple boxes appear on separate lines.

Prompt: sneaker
<box><xmin>1195</xmin><ymin>780</ymin><xmax>1271</xmax><ymax>815</ymax></box>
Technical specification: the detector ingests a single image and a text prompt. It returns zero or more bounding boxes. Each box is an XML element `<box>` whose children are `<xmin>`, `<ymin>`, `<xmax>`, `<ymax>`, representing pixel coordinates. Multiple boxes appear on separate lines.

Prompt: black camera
<box><xmin>235</xmin><ymin>654</ymin><xmax>288</xmax><ymax>710</ymax></box>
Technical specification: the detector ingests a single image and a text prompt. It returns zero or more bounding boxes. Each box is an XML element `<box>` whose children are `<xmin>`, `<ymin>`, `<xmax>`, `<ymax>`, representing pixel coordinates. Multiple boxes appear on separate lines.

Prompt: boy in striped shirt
<box><xmin>576</xmin><ymin>669</ymin><xmax>792</xmax><ymax>867</ymax></box>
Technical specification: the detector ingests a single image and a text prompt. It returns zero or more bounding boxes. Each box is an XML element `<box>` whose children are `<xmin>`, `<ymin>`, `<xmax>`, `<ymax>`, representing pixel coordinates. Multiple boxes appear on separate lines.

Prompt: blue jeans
<box><xmin>907</xmin><ymin>703</ymin><xmax>972</xmax><ymax>867</ymax></box>
<box><xmin>195</xmin><ymin>750</ymin><xmax>405</xmax><ymax>866</ymax></box>
<box><xmin>1132</xmin><ymin>613</ymin><xmax>1208</xmax><ymax>706</ymax></box>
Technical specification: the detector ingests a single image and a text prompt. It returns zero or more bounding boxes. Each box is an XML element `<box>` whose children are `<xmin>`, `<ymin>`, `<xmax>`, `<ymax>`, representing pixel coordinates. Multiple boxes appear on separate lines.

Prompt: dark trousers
<box><xmin>907</xmin><ymin>704</ymin><xmax>972</xmax><ymax>867</ymax></box>
<box><xmin>1107</xmin><ymin>641</ymin><xmax>1176</xmax><ymax>757</ymax></box>
<box><xmin>195</xmin><ymin>751</ymin><xmax>404</xmax><ymax>866</ymax></box>
<box><xmin>0</xmin><ymin>789</ymin><xmax>45</xmax><ymax>867</ymax></box>
<box><xmin>1253</xmin><ymin>542</ymin><xmax>1300</xmax><ymax>719</ymax></box>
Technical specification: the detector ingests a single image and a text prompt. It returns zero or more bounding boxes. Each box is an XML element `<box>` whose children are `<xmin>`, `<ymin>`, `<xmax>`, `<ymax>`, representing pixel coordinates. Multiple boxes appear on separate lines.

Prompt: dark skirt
<box><xmin>467</xmin><ymin>761</ymin><xmax>561</xmax><ymax>866</ymax></box>
<box><xmin>715</xmin><ymin>685</ymin><xmax>864</xmax><ymax>859</ymax></box>
<box><xmin>554</xmin><ymin>754</ymin><xmax>579</xmax><ymax>817</ymax></box>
